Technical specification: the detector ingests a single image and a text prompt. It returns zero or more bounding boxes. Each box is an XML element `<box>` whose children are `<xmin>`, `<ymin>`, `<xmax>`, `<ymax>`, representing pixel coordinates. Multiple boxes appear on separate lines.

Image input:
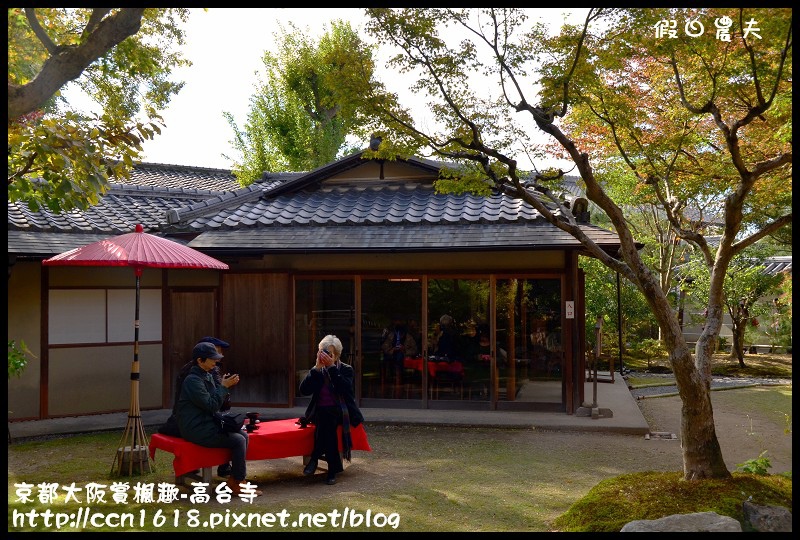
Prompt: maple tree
<box><xmin>354</xmin><ymin>7</ymin><xmax>792</xmax><ymax>480</ymax></box>
<box><xmin>681</xmin><ymin>246</ymin><xmax>786</xmax><ymax>366</ymax></box>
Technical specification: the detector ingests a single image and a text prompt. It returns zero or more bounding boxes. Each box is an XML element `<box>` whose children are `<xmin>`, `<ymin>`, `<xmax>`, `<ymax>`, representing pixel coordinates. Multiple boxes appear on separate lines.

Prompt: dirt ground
<box><xmin>635</xmin><ymin>387</ymin><xmax>793</xmax><ymax>474</ymax></box>
<box><xmin>238</xmin><ymin>385</ymin><xmax>792</xmax><ymax>504</ymax></box>
<box><xmin>8</xmin><ymin>385</ymin><xmax>789</xmax><ymax>534</ymax></box>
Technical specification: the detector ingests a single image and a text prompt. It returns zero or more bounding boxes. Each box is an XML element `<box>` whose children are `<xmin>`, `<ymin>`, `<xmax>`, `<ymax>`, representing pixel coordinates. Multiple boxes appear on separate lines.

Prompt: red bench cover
<box><xmin>149</xmin><ymin>417</ymin><xmax>371</xmax><ymax>477</ymax></box>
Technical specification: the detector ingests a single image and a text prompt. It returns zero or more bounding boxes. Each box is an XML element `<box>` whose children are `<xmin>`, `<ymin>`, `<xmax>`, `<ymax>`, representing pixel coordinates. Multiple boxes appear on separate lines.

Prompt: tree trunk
<box><xmin>634</xmin><ymin>266</ymin><xmax>731</xmax><ymax>480</ymax></box>
<box><xmin>676</xmin><ymin>360</ymin><xmax>731</xmax><ymax>479</ymax></box>
<box><xmin>729</xmin><ymin>322</ymin><xmax>747</xmax><ymax>368</ymax></box>
<box><xmin>561</xmin><ymin>150</ymin><xmax>733</xmax><ymax>480</ymax></box>
<box><xmin>666</xmin><ymin>324</ymin><xmax>732</xmax><ymax>479</ymax></box>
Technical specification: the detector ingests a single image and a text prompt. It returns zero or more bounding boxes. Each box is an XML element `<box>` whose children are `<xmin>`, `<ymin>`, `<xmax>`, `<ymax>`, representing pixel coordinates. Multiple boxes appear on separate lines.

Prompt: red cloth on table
<box><xmin>149</xmin><ymin>417</ymin><xmax>371</xmax><ymax>477</ymax></box>
<box><xmin>403</xmin><ymin>356</ymin><xmax>423</xmax><ymax>371</ymax></box>
<box><xmin>403</xmin><ymin>356</ymin><xmax>464</xmax><ymax>379</ymax></box>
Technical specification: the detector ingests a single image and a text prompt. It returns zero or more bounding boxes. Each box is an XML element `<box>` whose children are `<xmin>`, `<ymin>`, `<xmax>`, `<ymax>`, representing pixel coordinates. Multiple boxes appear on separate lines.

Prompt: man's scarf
<box><xmin>325</xmin><ymin>365</ymin><xmax>352</xmax><ymax>462</ymax></box>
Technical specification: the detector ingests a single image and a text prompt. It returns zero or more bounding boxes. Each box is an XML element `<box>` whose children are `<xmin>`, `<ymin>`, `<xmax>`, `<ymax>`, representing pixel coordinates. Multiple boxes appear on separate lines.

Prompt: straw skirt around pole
<box><xmin>110</xmin><ymin>275</ymin><xmax>153</xmax><ymax>475</ymax></box>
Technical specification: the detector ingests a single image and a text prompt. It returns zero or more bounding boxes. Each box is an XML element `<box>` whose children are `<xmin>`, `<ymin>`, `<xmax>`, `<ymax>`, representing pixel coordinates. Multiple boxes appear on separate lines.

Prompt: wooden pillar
<box><xmin>564</xmin><ymin>251</ymin><xmax>579</xmax><ymax>414</ymax></box>
<box><xmin>505</xmin><ymin>280</ymin><xmax>517</xmax><ymax>400</ymax></box>
<box><xmin>577</xmin><ymin>269</ymin><xmax>586</xmax><ymax>408</ymax></box>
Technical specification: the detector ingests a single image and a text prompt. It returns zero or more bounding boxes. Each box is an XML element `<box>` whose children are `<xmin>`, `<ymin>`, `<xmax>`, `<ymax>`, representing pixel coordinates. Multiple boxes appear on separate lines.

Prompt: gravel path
<box><xmin>628</xmin><ymin>372</ymin><xmax>793</xmax><ymax>398</ymax></box>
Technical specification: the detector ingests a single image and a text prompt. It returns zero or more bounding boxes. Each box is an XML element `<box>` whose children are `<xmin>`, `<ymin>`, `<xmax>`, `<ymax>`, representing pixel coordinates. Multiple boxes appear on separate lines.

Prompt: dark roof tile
<box><xmin>124</xmin><ymin>162</ymin><xmax>240</xmax><ymax>191</ymax></box>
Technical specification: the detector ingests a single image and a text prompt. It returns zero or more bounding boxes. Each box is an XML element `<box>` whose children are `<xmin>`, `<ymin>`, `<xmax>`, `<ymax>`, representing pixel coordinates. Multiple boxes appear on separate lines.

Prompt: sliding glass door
<box><xmin>496</xmin><ymin>277</ymin><xmax>563</xmax><ymax>406</ymax></box>
<box><xmin>427</xmin><ymin>278</ymin><xmax>490</xmax><ymax>403</ymax></box>
<box><xmin>294</xmin><ymin>279</ymin><xmax>355</xmax><ymax>401</ymax></box>
<box><xmin>360</xmin><ymin>278</ymin><xmax>423</xmax><ymax>400</ymax></box>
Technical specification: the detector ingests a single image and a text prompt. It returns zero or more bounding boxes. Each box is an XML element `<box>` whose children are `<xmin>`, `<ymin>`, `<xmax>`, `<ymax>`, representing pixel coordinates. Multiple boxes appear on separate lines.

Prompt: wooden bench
<box><xmin>149</xmin><ymin>417</ymin><xmax>371</xmax><ymax>485</ymax></box>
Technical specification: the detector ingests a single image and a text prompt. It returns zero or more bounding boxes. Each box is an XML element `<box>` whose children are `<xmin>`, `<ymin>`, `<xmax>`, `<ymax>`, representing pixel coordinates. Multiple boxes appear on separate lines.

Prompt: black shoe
<box><xmin>325</xmin><ymin>474</ymin><xmax>336</xmax><ymax>485</ymax></box>
<box><xmin>303</xmin><ymin>459</ymin><xmax>318</xmax><ymax>476</ymax></box>
<box><xmin>217</xmin><ymin>463</ymin><xmax>232</xmax><ymax>478</ymax></box>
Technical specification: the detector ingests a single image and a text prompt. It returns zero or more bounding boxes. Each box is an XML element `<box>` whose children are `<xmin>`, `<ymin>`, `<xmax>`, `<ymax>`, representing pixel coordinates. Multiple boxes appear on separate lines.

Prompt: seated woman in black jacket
<box><xmin>299</xmin><ymin>334</ymin><xmax>365</xmax><ymax>485</ymax></box>
<box><xmin>176</xmin><ymin>341</ymin><xmax>262</xmax><ymax>497</ymax></box>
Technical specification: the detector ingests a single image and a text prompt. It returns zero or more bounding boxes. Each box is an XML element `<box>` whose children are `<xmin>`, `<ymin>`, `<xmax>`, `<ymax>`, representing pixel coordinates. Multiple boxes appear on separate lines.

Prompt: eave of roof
<box><xmin>187</xmin><ymin>222</ymin><xmax>624</xmax><ymax>256</ymax></box>
<box><xmin>7</xmin><ymin>229</ymin><xmax>189</xmax><ymax>258</ymax></box>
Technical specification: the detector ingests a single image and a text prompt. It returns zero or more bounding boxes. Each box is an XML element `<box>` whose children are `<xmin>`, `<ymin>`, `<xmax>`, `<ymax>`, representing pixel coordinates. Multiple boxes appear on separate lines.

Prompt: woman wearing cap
<box><xmin>176</xmin><ymin>341</ymin><xmax>262</xmax><ymax>497</ymax></box>
<box><xmin>198</xmin><ymin>336</ymin><xmax>233</xmax><ymax>416</ymax></box>
<box><xmin>196</xmin><ymin>336</ymin><xmax>235</xmax><ymax>477</ymax></box>
<box><xmin>158</xmin><ymin>337</ymin><xmax>234</xmax><ymax>481</ymax></box>
<box><xmin>299</xmin><ymin>335</ymin><xmax>364</xmax><ymax>485</ymax></box>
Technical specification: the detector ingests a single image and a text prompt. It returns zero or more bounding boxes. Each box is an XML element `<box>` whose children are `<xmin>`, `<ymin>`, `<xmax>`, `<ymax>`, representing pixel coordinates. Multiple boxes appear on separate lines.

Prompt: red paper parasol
<box><xmin>43</xmin><ymin>224</ymin><xmax>229</xmax><ymax>476</ymax></box>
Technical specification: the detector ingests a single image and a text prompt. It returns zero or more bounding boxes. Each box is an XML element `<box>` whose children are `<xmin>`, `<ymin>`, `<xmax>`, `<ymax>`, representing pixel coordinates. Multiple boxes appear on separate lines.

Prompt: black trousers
<box><xmin>311</xmin><ymin>405</ymin><xmax>343</xmax><ymax>475</ymax></box>
<box><xmin>206</xmin><ymin>430</ymin><xmax>249</xmax><ymax>481</ymax></box>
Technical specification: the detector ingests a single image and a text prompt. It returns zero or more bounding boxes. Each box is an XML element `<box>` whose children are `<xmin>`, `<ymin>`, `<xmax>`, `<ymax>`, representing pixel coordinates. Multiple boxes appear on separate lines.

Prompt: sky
<box><xmin>134</xmin><ymin>8</ymin><xmax>586</xmax><ymax>171</ymax></box>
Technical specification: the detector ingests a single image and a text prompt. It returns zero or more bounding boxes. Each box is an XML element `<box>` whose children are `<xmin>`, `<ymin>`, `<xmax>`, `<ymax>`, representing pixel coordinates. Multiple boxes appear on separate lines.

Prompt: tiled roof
<box><xmin>8</xmin><ymin>231</ymin><xmax>122</xmax><ymax>257</ymax></box>
<box><xmin>176</xmin><ymin>183</ymin><xmax>565</xmax><ymax>231</ymax></box>
<box><xmin>761</xmin><ymin>256</ymin><xmax>792</xmax><ymax>275</ymax></box>
<box><xmin>8</xmin><ymin>160</ymin><xmax>626</xmax><ymax>256</ymax></box>
<box><xmin>8</xmin><ymin>163</ymin><xmax>242</xmax><ymax>235</ymax></box>
<box><xmin>8</xmin><ymin>185</ymin><xmax>212</xmax><ymax>235</ymax></box>
<box><xmin>122</xmin><ymin>162</ymin><xmax>241</xmax><ymax>191</ymax></box>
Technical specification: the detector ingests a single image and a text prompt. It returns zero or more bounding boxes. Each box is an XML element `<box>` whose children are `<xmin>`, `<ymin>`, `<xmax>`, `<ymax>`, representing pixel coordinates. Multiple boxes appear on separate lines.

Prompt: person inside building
<box><xmin>381</xmin><ymin>315</ymin><xmax>418</xmax><ymax>398</ymax></box>
<box><xmin>434</xmin><ymin>314</ymin><xmax>459</xmax><ymax>360</ymax></box>
<box><xmin>176</xmin><ymin>341</ymin><xmax>261</xmax><ymax>496</ymax></box>
<box><xmin>407</xmin><ymin>318</ymin><xmax>422</xmax><ymax>355</ymax></box>
<box><xmin>299</xmin><ymin>334</ymin><xmax>364</xmax><ymax>485</ymax></box>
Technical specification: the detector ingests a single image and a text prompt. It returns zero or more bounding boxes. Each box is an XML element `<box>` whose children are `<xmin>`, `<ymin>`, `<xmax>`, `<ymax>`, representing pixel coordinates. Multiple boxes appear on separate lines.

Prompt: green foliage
<box><xmin>225</xmin><ymin>20</ymin><xmax>375</xmax><ymax>184</ymax></box>
<box><xmin>681</xmin><ymin>246</ymin><xmax>786</xmax><ymax>359</ymax></box>
<box><xmin>434</xmin><ymin>165</ymin><xmax>494</xmax><ymax>197</ymax></box>
<box><xmin>7</xmin><ymin>8</ymin><xmax>189</xmax><ymax>212</ymax></box>
<box><xmin>764</xmin><ymin>273</ymin><xmax>793</xmax><ymax>350</ymax></box>
<box><xmin>737</xmin><ymin>451</ymin><xmax>772</xmax><ymax>476</ymax></box>
<box><xmin>8</xmin><ymin>111</ymin><xmax>161</xmax><ymax>212</ymax></box>
<box><xmin>629</xmin><ymin>338</ymin><xmax>667</xmax><ymax>360</ymax></box>
<box><xmin>8</xmin><ymin>340</ymin><xmax>33</xmax><ymax>379</ymax></box>
<box><xmin>581</xmin><ymin>257</ymin><xmax>656</xmax><ymax>349</ymax></box>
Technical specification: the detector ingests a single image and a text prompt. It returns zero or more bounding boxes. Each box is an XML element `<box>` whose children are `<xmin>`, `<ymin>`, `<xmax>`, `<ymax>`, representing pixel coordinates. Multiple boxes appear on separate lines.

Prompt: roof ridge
<box><xmin>166</xmin><ymin>183</ymin><xmax>272</xmax><ymax>225</ymax></box>
<box><xmin>134</xmin><ymin>161</ymin><xmax>235</xmax><ymax>174</ymax></box>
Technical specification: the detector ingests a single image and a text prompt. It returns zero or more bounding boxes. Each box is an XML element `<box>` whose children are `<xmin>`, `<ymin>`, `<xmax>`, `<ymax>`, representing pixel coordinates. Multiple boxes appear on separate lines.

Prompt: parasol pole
<box><xmin>42</xmin><ymin>223</ymin><xmax>225</xmax><ymax>476</ymax></box>
<box><xmin>111</xmin><ymin>267</ymin><xmax>154</xmax><ymax>475</ymax></box>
